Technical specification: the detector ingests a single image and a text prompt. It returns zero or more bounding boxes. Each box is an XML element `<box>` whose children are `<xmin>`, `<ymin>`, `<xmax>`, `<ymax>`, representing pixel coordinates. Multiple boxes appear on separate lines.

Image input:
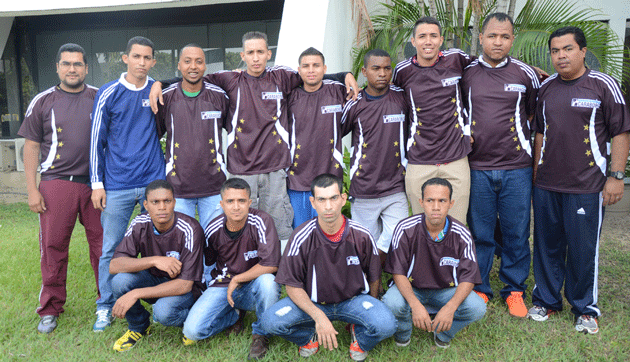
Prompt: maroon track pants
<box><xmin>37</xmin><ymin>179</ymin><xmax>102</xmax><ymax>317</ymax></box>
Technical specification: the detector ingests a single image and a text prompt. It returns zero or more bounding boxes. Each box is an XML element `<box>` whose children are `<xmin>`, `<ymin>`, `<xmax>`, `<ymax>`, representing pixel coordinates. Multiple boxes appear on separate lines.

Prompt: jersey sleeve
<box><xmin>454</xmin><ymin>227</ymin><xmax>481</xmax><ymax>285</ymax></box>
<box><xmin>270</xmin><ymin>66</ymin><xmax>302</xmax><ymax>94</ymax></box>
<box><xmin>523</xmin><ymin>64</ymin><xmax>540</xmax><ymax>118</ymax></box>
<box><xmin>155</xmin><ymin>89</ymin><xmax>170</xmax><ymax>138</ymax></box>
<box><xmin>113</xmin><ymin>222</ymin><xmax>141</xmax><ymax>259</ymax></box>
<box><xmin>203</xmin><ymin>230</ymin><xmax>219</xmax><ymax>267</ymax></box>
<box><xmin>340</xmin><ymin>97</ymin><xmax>356</xmax><ymax>136</ymax></box>
<box><xmin>357</xmin><ymin>230</ymin><xmax>381</xmax><ymax>284</ymax></box>
<box><xmin>600</xmin><ymin>76</ymin><xmax>630</xmax><ymax>137</ymax></box>
<box><xmin>532</xmin><ymin>89</ymin><xmax>546</xmax><ymax>134</ymax></box>
<box><xmin>383</xmin><ymin>222</ymin><xmax>411</xmax><ymax>276</ymax></box>
<box><xmin>17</xmin><ymin>94</ymin><xmax>45</xmax><ymax>143</ymax></box>
<box><xmin>256</xmin><ymin>213</ymin><xmax>281</xmax><ymax>268</ymax></box>
<box><xmin>203</xmin><ymin>71</ymin><xmax>238</xmax><ymax>91</ymax></box>
<box><xmin>274</xmin><ymin>231</ymin><xmax>308</xmax><ymax>288</ymax></box>
<box><xmin>90</xmin><ymin>86</ymin><xmax>111</xmax><ymax>189</ymax></box>
<box><xmin>177</xmin><ymin>221</ymin><xmax>204</xmax><ymax>282</ymax></box>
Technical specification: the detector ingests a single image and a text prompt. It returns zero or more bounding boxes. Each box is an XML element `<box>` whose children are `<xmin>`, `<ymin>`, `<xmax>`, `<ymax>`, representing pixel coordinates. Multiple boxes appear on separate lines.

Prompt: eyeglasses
<box><xmin>59</xmin><ymin>61</ymin><xmax>86</xmax><ymax>69</ymax></box>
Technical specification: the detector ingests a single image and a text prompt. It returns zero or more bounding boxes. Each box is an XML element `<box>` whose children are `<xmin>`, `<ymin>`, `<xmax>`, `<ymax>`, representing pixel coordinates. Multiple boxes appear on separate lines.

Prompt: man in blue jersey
<box><xmin>90</xmin><ymin>36</ymin><xmax>166</xmax><ymax>332</ymax></box>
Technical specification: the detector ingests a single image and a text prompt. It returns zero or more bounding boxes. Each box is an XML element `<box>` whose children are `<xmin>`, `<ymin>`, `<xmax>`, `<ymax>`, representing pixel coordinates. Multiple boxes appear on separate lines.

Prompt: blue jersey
<box><xmin>90</xmin><ymin>73</ymin><xmax>165</xmax><ymax>190</ymax></box>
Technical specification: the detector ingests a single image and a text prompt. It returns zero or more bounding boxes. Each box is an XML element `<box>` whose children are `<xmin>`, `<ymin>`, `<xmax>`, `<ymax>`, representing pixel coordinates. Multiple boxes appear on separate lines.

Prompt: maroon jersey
<box><xmin>113</xmin><ymin>212</ymin><xmax>204</xmax><ymax>282</ymax></box>
<box><xmin>341</xmin><ymin>86</ymin><xmax>408</xmax><ymax>198</ymax></box>
<box><xmin>385</xmin><ymin>214</ymin><xmax>481</xmax><ymax>289</ymax></box>
<box><xmin>18</xmin><ymin>85</ymin><xmax>98</xmax><ymax>180</ymax></box>
<box><xmin>277</xmin><ymin>217</ymin><xmax>381</xmax><ymax>304</ymax></box>
<box><xmin>203</xmin><ymin>67</ymin><xmax>302</xmax><ymax>175</ymax></box>
<box><xmin>157</xmin><ymin>81</ymin><xmax>229</xmax><ymax>198</ymax></box>
<box><xmin>392</xmin><ymin>50</ymin><xmax>473</xmax><ymax>164</ymax></box>
<box><xmin>533</xmin><ymin>70</ymin><xmax>630</xmax><ymax>193</ymax></box>
<box><xmin>462</xmin><ymin>56</ymin><xmax>539</xmax><ymax>170</ymax></box>
<box><xmin>203</xmin><ymin>208</ymin><xmax>281</xmax><ymax>287</ymax></box>
<box><xmin>287</xmin><ymin>80</ymin><xmax>347</xmax><ymax>191</ymax></box>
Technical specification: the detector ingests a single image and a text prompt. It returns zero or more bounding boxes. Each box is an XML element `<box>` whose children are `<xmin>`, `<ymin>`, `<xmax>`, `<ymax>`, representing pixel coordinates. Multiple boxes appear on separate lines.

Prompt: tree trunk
<box><xmin>426</xmin><ymin>0</ymin><xmax>438</xmax><ymax>18</ymax></box>
<box><xmin>445</xmin><ymin>0</ymin><xmax>455</xmax><ymax>48</ymax></box>
<box><xmin>508</xmin><ymin>0</ymin><xmax>517</xmax><ymax>18</ymax></box>
<box><xmin>457</xmin><ymin>0</ymin><xmax>464</xmax><ymax>49</ymax></box>
<box><xmin>496</xmin><ymin>0</ymin><xmax>508</xmax><ymax>14</ymax></box>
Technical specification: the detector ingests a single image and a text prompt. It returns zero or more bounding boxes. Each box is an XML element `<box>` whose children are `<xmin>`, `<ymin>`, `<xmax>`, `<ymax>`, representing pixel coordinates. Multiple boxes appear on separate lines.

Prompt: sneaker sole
<box><xmin>395</xmin><ymin>339</ymin><xmax>411</xmax><ymax>347</ymax></box>
<box><xmin>575</xmin><ymin>325</ymin><xmax>599</xmax><ymax>334</ymax></box>
<box><xmin>527</xmin><ymin>313</ymin><xmax>549</xmax><ymax>322</ymax></box>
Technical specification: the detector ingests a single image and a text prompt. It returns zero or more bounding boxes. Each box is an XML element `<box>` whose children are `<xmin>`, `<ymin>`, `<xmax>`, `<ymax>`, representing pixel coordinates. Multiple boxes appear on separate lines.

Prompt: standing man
<box><xmin>18</xmin><ymin>43</ymin><xmax>103</xmax><ymax>334</ymax></box>
<box><xmin>90</xmin><ymin>36</ymin><xmax>165</xmax><ymax>331</ymax></box>
<box><xmin>382</xmin><ymin>178</ymin><xmax>486</xmax><ymax>348</ymax></box>
<box><xmin>157</xmin><ymin>44</ymin><xmax>229</xmax><ymax>229</ymax></box>
<box><xmin>528</xmin><ymin>26</ymin><xmax>630</xmax><ymax>334</ymax></box>
<box><xmin>287</xmin><ymin>47</ymin><xmax>346</xmax><ymax>229</ymax></box>
<box><xmin>261</xmin><ymin>174</ymin><xmax>396</xmax><ymax>361</ymax></box>
<box><xmin>183</xmin><ymin>178</ymin><xmax>281</xmax><ymax>360</ymax></box>
<box><xmin>150</xmin><ymin>31</ymin><xmax>358</xmax><ymax>243</ymax></box>
<box><xmin>109</xmin><ymin>180</ymin><xmax>204</xmax><ymax>351</ymax></box>
<box><xmin>341</xmin><ymin>49</ymin><xmax>409</xmax><ymax>264</ymax></box>
<box><xmin>393</xmin><ymin>17</ymin><xmax>473</xmax><ymax>222</ymax></box>
<box><xmin>461</xmin><ymin>12</ymin><xmax>539</xmax><ymax>316</ymax></box>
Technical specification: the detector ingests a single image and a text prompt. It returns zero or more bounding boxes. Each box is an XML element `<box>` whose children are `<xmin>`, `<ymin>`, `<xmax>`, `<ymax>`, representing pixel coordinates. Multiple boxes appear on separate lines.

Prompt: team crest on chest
<box><xmin>166</xmin><ymin>251</ymin><xmax>181</xmax><ymax>260</ymax></box>
<box><xmin>321</xmin><ymin>104</ymin><xmax>343</xmax><ymax>114</ymax></box>
<box><xmin>571</xmin><ymin>98</ymin><xmax>601</xmax><ymax>109</ymax></box>
<box><xmin>244</xmin><ymin>250</ymin><xmax>258</xmax><ymax>261</ymax></box>
<box><xmin>441</xmin><ymin>76</ymin><xmax>461</xmax><ymax>87</ymax></box>
<box><xmin>142</xmin><ymin>99</ymin><xmax>150</xmax><ymax>107</ymax></box>
<box><xmin>346</xmin><ymin>256</ymin><xmax>360</xmax><ymax>266</ymax></box>
<box><xmin>201</xmin><ymin>111</ymin><xmax>222</xmax><ymax>120</ymax></box>
<box><xmin>439</xmin><ymin>257</ymin><xmax>459</xmax><ymax>267</ymax></box>
<box><xmin>262</xmin><ymin>92</ymin><xmax>283</xmax><ymax>100</ymax></box>
<box><xmin>504</xmin><ymin>84</ymin><xmax>526</xmax><ymax>93</ymax></box>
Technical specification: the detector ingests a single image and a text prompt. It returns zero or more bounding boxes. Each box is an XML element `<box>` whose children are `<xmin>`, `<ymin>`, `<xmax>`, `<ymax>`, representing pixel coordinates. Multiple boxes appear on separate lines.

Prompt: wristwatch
<box><xmin>609</xmin><ymin>171</ymin><xmax>625</xmax><ymax>180</ymax></box>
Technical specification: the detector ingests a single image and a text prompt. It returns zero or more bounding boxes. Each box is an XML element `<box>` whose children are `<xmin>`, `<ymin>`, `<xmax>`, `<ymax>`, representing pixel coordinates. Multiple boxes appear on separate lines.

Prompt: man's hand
<box><xmin>603</xmin><ymin>178</ymin><xmax>624</xmax><ymax>206</ymax></box>
<box><xmin>532</xmin><ymin>66</ymin><xmax>549</xmax><ymax>81</ymax></box>
<box><xmin>27</xmin><ymin>190</ymin><xmax>46</xmax><ymax>213</ymax></box>
<box><xmin>410</xmin><ymin>302</ymin><xmax>432</xmax><ymax>332</ymax></box>
<box><xmin>315</xmin><ymin>315</ymin><xmax>338</xmax><ymax>351</ymax></box>
<box><xmin>344</xmin><ymin>73</ymin><xmax>359</xmax><ymax>101</ymax></box>
<box><xmin>149</xmin><ymin>81</ymin><xmax>164</xmax><ymax>114</ymax></box>
<box><xmin>91</xmin><ymin>188</ymin><xmax>106</xmax><ymax>211</ymax></box>
<box><xmin>432</xmin><ymin>304</ymin><xmax>456</xmax><ymax>333</ymax></box>
<box><xmin>226</xmin><ymin>277</ymin><xmax>242</xmax><ymax>308</ymax></box>
<box><xmin>153</xmin><ymin>256</ymin><xmax>182</xmax><ymax>278</ymax></box>
<box><xmin>112</xmin><ymin>291</ymin><xmax>139</xmax><ymax>319</ymax></box>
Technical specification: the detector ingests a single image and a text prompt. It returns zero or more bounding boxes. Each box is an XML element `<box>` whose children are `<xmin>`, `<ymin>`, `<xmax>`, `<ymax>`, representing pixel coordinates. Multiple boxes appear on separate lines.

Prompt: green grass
<box><xmin>1</xmin><ymin>202</ymin><xmax>629</xmax><ymax>361</ymax></box>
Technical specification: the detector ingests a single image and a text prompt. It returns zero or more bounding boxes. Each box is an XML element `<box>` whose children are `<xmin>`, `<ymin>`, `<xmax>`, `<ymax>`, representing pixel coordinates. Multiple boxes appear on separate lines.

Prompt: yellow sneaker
<box><xmin>113</xmin><ymin>327</ymin><xmax>150</xmax><ymax>352</ymax></box>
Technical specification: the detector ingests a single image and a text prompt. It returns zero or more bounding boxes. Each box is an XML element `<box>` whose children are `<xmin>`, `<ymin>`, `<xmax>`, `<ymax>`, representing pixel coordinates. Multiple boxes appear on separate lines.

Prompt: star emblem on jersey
<box><xmin>510</xmin><ymin>126</ymin><xmax>515</xmax><ymax>132</ymax></box>
<box><xmin>272</xmin><ymin>131</ymin><xmax>277</xmax><ymax>136</ymax></box>
<box><xmin>209</xmin><ymin>139</ymin><xmax>214</xmax><ymax>144</ymax></box>
<box><xmin>540</xmin><ymin>160</ymin><xmax>543</xmax><ymax>164</ymax></box>
<box><xmin>335</xmin><ymin>164</ymin><xmax>340</xmax><ymax>169</ymax></box>
<box><xmin>394</xmin><ymin>141</ymin><xmax>398</xmax><ymax>146</ymax></box>
<box><xmin>395</xmin><ymin>152</ymin><xmax>399</xmax><ymax>157</ymax></box>
<box><xmin>472</xmin><ymin>121</ymin><xmax>476</xmax><ymax>126</ymax></box>
<box><xmin>583</xmin><ymin>125</ymin><xmax>589</xmax><ymax>130</ymax></box>
<box><xmin>449</xmin><ymin>282</ymin><xmax>454</xmax><ymax>287</ymax></box>
<box><xmin>50</xmin><ymin>165</ymin><xmax>55</xmax><ymax>169</ymax></box>
<box><xmin>397</xmin><ymin>162</ymin><xmax>401</xmax><ymax>167</ymax></box>
<box><xmin>211</xmin><ymin>149</ymin><xmax>215</xmax><ymax>154</ymax></box>
<box><xmin>290</xmin><ymin>171</ymin><xmax>294</xmax><ymax>175</ymax></box>
<box><xmin>58</xmin><ymin>141</ymin><xmax>64</xmax><ymax>147</ymax></box>
<box><xmin>175</xmin><ymin>143</ymin><xmax>179</xmax><ymax>148</ymax></box>
<box><xmin>235</xmin><ymin>136</ymin><xmax>238</xmax><ymax>140</ymax></box>
<box><xmin>584</xmin><ymin>138</ymin><xmax>589</xmax><ymax>144</ymax></box>
<box><xmin>294</xmin><ymin>162</ymin><xmax>298</xmax><ymax>167</ymax></box>
<box><xmin>454</xmin><ymin>112</ymin><xmax>458</xmax><ymax>116</ymax></box>
<box><xmin>362</xmin><ymin>154</ymin><xmax>366</xmax><ymax>159</ymax></box>
<box><xmin>234</xmin><ymin>144</ymin><xmax>237</xmax><ymax>148</ymax></box>
<box><xmin>174</xmin><ymin>155</ymin><xmax>177</xmax><ymax>160</ymax></box>
<box><xmin>240</xmin><ymin>119</ymin><xmax>245</xmax><ymax>124</ymax></box>
<box><xmin>471</xmin><ymin>131</ymin><xmax>474</xmax><ymax>135</ymax></box>
<box><xmin>295</xmin><ymin>154</ymin><xmax>300</xmax><ymax>159</ymax></box>
<box><xmin>56</xmin><ymin>154</ymin><xmax>60</xmax><ymax>159</ymax></box>
<box><xmin>510</xmin><ymin>117</ymin><xmax>514</xmax><ymax>122</ymax></box>
<box><xmin>418</xmin><ymin>122</ymin><xmax>422</xmax><ymax>127</ymax></box>
<box><xmin>516</xmin><ymin>145</ymin><xmax>521</xmax><ymax>151</ymax></box>
<box><xmin>413</xmin><ymin>141</ymin><xmax>417</xmax><ymax>146</ymax></box>
<box><xmin>57</xmin><ymin>127</ymin><xmax>62</xmax><ymax>132</ymax></box>
<box><xmin>330</xmin><ymin>139</ymin><xmax>334</xmax><ymax>144</ymax></box>
<box><xmin>273</xmin><ymin>116</ymin><xmax>277</xmax><ymax>120</ymax></box>
<box><xmin>213</xmin><ymin>158</ymin><xmax>216</xmax><ymax>163</ymax></box>
<box><xmin>363</xmin><ymin>142</ymin><xmax>368</xmax><ymax>148</ymax></box>
<box><xmin>408</xmin><ymin>276</ymin><xmax>413</xmax><ymax>282</ymax></box>
<box><xmin>359</xmin><ymin>165</ymin><xmax>362</xmax><ymax>169</ymax></box>
<box><xmin>589</xmin><ymin>161</ymin><xmax>594</xmax><ymax>166</ymax></box>
<box><xmin>416</xmin><ymin>130</ymin><xmax>420</xmax><ymax>135</ymax></box>
<box><xmin>416</xmin><ymin>107</ymin><xmax>421</xmax><ymax>111</ymax></box>
<box><xmin>451</xmin><ymin>98</ymin><xmax>456</xmax><ymax>103</ymax></box>
<box><xmin>585</xmin><ymin>150</ymin><xmax>592</xmax><ymax>156</ymax></box>
<box><xmin>217</xmin><ymin>166</ymin><xmax>221</xmax><ymax>172</ymax></box>
<box><xmin>513</xmin><ymin>136</ymin><xmax>518</xmax><ymax>142</ymax></box>
<box><xmin>237</xmin><ymin>127</ymin><xmax>242</xmax><ymax>133</ymax></box>
<box><xmin>173</xmin><ymin>164</ymin><xmax>176</xmax><ymax>169</ymax></box>
<box><xmin>171</xmin><ymin>171</ymin><xmax>176</xmax><ymax>176</ymax></box>
<box><xmin>455</xmin><ymin>123</ymin><xmax>459</xmax><ymax>128</ymax></box>
<box><xmin>277</xmin><ymin>139</ymin><xmax>282</xmax><ymax>144</ymax></box>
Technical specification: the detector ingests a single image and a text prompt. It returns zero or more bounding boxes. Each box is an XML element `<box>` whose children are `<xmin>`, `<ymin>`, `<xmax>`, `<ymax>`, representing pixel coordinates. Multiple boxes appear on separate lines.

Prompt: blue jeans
<box><xmin>260</xmin><ymin>294</ymin><xmax>396</xmax><ymax>351</ymax></box>
<box><xmin>111</xmin><ymin>270</ymin><xmax>194</xmax><ymax>332</ymax></box>
<box><xmin>382</xmin><ymin>285</ymin><xmax>486</xmax><ymax>343</ymax></box>
<box><xmin>175</xmin><ymin>195</ymin><xmax>222</xmax><ymax>230</ymax></box>
<box><xmin>183</xmin><ymin>274</ymin><xmax>280</xmax><ymax>340</ymax></box>
<box><xmin>97</xmin><ymin>187</ymin><xmax>147</xmax><ymax>310</ymax></box>
<box><xmin>467</xmin><ymin>167</ymin><xmax>532</xmax><ymax>299</ymax></box>
<box><xmin>288</xmin><ymin>189</ymin><xmax>317</xmax><ymax>229</ymax></box>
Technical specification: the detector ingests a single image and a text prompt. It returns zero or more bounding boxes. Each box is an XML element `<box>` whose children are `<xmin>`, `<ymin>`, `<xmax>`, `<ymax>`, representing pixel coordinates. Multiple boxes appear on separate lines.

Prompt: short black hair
<box><xmin>412</xmin><ymin>16</ymin><xmax>442</xmax><ymax>37</ymax></box>
<box><xmin>421</xmin><ymin>177</ymin><xmax>453</xmax><ymax>200</ymax></box>
<box><xmin>481</xmin><ymin>12</ymin><xmax>514</xmax><ymax>33</ymax></box>
<box><xmin>126</xmin><ymin>36</ymin><xmax>155</xmax><ymax>56</ymax></box>
<box><xmin>363</xmin><ymin>48</ymin><xmax>391</xmax><ymax>68</ymax></box>
<box><xmin>242</xmin><ymin>31</ymin><xmax>268</xmax><ymax>49</ymax></box>
<box><xmin>548</xmin><ymin>26</ymin><xmax>587</xmax><ymax>50</ymax></box>
<box><xmin>299</xmin><ymin>47</ymin><xmax>325</xmax><ymax>65</ymax></box>
<box><xmin>145</xmin><ymin>179</ymin><xmax>174</xmax><ymax>199</ymax></box>
<box><xmin>56</xmin><ymin>43</ymin><xmax>87</xmax><ymax>64</ymax></box>
<box><xmin>179</xmin><ymin>43</ymin><xmax>204</xmax><ymax>60</ymax></box>
<box><xmin>311</xmin><ymin>173</ymin><xmax>343</xmax><ymax>197</ymax></box>
<box><xmin>221</xmin><ymin>178</ymin><xmax>251</xmax><ymax>198</ymax></box>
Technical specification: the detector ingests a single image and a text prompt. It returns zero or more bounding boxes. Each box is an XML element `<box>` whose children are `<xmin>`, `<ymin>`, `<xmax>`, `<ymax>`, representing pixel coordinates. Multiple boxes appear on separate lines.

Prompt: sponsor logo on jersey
<box><xmin>577</xmin><ymin>207</ymin><xmax>586</xmax><ymax>215</ymax></box>
<box><xmin>142</xmin><ymin>99</ymin><xmax>150</xmax><ymax>107</ymax></box>
<box><xmin>244</xmin><ymin>250</ymin><xmax>259</xmax><ymax>261</ymax></box>
<box><xmin>201</xmin><ymin>111</ymin><xmax>222</xmax><ymax>120</ymax></box>
<box><xmin>441</xmin><ymin>76</ymin><xmax>461</xmax><ymax>87</ymax></box>
<box><xmin>166</xmin><ymin>251</ymin><xmax>181</xmax><ymax>260</ymax></box>
<box><xmin>321</xmin><ymin>104</ymin><xmax>343</xmax><ymax>114</ymax></box>
<box><xmin>504</xmin><ymin>84</ymin><xmax>527</xmax><ymax>92</ymax></box>
<box><xmin>383</xmin><ymin>114</ymin><xmax>405</xmax><ymax>123</ymax></box>
<box><xmin>346</xmin><ymin>256</ymin><xmax>360</xmax><ymax>266</ymax></box>
<box><xmin>571</xmin><ymin>98</ymin><xmax>601</xmax><ymax>109</ymax></box>
<box><xmin>439</xmin><ymin>257</ymin><xmax>460</xmax><ymax>267</ymax></box>
<box><xmin>262</xmin><ymin>92</ymin><xmax>283</xmax><ymax>100</ymax></box>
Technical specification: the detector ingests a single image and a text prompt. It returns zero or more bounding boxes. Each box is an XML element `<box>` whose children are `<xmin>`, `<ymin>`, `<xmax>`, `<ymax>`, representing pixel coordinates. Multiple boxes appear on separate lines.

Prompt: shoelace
<box><xmin>96</xmin><ymin>310</ymin><xmax>110</xmax><ymax>322</ymax></box>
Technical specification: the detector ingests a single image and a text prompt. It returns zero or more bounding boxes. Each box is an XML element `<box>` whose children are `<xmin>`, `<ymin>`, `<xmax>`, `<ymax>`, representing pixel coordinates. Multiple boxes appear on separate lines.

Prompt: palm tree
<box><xmin>351</xmin><ymin>0</ymin><xmax>628</xmax><ymax>87</ymax></box>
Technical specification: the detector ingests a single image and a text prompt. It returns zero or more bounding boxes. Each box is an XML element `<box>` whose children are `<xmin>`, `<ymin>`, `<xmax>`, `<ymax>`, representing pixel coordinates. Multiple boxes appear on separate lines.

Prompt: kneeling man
<box><xmin>382</xmin><ymin>177</ymin><xmax>486</xmax><ymax>348</ymax></box>
<box><xmin>110</xmin><ymin>180</ymin><xmax>204</xmax><ymax>351</ymax></box>
<box><xmin>261</xmin><ymin>174</ymin><xmax>396</xmax><ymax>361</ymax></box>
<box><xmin>183</xmin><ymin>178</ymin><xmax>281</xmax><ymax>360</ymax></box>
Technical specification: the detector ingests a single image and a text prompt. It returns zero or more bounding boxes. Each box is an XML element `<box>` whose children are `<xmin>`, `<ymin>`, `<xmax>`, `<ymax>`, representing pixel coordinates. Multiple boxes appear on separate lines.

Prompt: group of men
<box><xmin>20</xmin><ymin>9</ymin><xmax>629</xmax><ymax>360</ymax></box>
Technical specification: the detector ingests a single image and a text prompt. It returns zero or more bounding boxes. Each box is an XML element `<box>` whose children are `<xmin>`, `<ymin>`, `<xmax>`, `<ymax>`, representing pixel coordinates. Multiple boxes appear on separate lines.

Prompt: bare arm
<box><xmin>226</xmin><ymin>264</ymin><xmax>278</xmax><ymax>307</ymax></box>
<box><xmin>432</xmin><ymin>281</ymin><xmax>475</xmax><ymax>333</ymax></box>
<box><xmin>286</xmin><ymin>285</ymin><xmax>338</xmax><ymax>351</ymax></box>
<box><xmin>603</xmin><ymin>132</ymin><xmax>630</xmax><ymax>206</ymax></box>
<box><xmin>368</xmin><ymin>280</ymin><xmax>379</xmax><ymax>299</ymax></box>
<box><xmin>23</xmin><ymin>140</ymin><xmax>46</xmax><ymax>213</ymax></box>
<box><xmin>392</xmin><ymin>274</ymin><xmax>432</xmax><ymax>332</ymax></box>
<box><xmin>533</xmin><ymin>133</ymin><xmax>543</xmax><ymax>182</ymax></box>
<box><xmin>110</xmin><ymin>256</ymin><xmax>183</xmax><ymax>279</ymax></box>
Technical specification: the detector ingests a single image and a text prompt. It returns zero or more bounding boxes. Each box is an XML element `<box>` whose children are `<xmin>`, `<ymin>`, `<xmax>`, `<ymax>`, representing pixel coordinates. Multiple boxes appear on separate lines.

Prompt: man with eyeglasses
<box><xmin>18</xmin><ymin>43</ymin><xmax>103</xmax><ymax>334</ymax></box>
